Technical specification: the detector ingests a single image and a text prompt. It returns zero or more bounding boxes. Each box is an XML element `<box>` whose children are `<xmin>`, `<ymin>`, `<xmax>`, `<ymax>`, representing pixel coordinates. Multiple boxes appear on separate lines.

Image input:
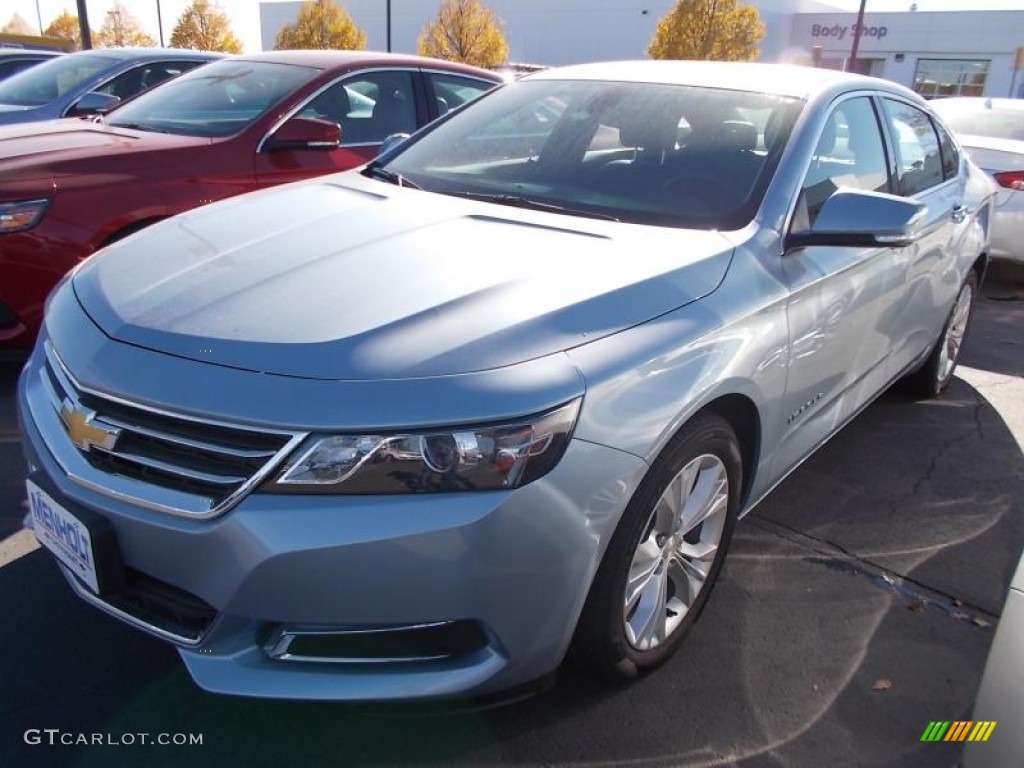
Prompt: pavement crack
<box><xmin>744</xmin><ymin>513</ymin><xmax>1000</xmax><ymax>623</ymax></box>
<box><xmin>905</xmin><ymin>389</ymin><xmax>985</xmax><ymax>501</ymax></box>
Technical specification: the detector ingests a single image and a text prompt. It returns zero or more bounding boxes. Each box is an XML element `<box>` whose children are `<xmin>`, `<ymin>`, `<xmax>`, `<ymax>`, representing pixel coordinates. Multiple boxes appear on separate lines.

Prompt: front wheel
<box><xmin>906</xmin><ymin>271</ymin><xmax>978</xmax><ymax>398</ymax></box>
<box><xmin>571</xmin><ymin>412</ymin><xmax>742</xmax><ymax>679</ymax></box>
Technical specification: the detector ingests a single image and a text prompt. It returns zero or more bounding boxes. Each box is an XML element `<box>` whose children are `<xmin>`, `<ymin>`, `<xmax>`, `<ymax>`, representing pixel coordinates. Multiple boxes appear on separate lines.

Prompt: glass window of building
<box><xmin>913</xmin><ymin>59</ymin><xmax>989</xmax><ymax>98</ymax></box>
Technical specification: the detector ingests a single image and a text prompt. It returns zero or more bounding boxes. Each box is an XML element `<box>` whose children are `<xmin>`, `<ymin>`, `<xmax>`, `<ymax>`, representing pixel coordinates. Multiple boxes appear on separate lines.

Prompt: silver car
<box><xmin>18</xmin><ymin>62</ymin><xmax>994</xmax><ymax>701</ymax></box>
<box><xmin>930</xmin><ymin>97</ymin><xmax>1024</xmax><ymax>263</ymax></box>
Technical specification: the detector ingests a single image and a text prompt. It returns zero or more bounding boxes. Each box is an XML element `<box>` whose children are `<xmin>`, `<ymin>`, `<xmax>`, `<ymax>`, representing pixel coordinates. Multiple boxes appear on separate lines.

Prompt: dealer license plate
<box><xmin>27</xmin><ymin>479</ymin><xmax>99</xmax><ymax>594</ymax></box>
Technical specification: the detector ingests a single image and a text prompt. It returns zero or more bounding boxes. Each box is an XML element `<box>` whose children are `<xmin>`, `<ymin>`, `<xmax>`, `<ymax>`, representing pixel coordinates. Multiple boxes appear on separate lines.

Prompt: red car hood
<box><xmin>0</xmin><ymin>118</ymin><xmax>211</xmax><ymax>186</ymax></box>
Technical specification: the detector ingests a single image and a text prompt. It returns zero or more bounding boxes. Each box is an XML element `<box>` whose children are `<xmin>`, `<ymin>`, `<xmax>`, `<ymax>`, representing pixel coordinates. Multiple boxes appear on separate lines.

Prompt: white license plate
<box><xmin>27</xmin><ymin>480</ymin><xmax>99</xmax><ymax>594</ymax></box>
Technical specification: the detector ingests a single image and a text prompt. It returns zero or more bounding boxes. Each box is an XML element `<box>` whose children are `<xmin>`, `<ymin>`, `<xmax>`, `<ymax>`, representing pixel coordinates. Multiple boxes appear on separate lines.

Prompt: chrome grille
<box><xmin>32</xmin><ymin>342</ymin><xmax>306</xmax><ymax>519</ymax></box>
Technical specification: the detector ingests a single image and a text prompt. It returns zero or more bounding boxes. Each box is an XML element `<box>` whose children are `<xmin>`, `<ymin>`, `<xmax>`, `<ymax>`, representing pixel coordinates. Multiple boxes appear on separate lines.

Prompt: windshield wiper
<box><xmin>362</xmin><ymin>165</ymin><xmax>420</xmax><ymax>189</ymax></box>
<box><xmin>106</xmin><ymin>122</ymin><xmax>171</xmax><ymax>134</ymax></box>
<box><xmin>444</xmin><ymin>191</ymin><xmax>620</xmax><ymax>222</ymax></box>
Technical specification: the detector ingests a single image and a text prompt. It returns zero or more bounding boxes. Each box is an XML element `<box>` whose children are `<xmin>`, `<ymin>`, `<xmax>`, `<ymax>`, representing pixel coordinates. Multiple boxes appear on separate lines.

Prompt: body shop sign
<box><xmin>811</xmin><ymin>23</ymin><xmax>888</xmax><ymax>42</ymax></box>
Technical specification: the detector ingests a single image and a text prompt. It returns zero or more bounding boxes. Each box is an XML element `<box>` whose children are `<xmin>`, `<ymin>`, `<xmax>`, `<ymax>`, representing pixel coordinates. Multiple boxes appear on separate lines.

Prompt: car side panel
<box><xmin>566</xmin><ymin>241</ymin><xmax>792</xmax><ymax>509</ymax></box>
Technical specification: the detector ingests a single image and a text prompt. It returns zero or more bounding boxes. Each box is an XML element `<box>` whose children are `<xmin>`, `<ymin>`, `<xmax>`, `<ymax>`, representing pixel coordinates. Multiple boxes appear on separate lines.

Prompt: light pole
<box><xmin>847</xmin><ymin>0</ymin><xmax>867</xmax><ymax>73</ymax></box>
<box><xmin>386</xmin><ymin>0</ymin><xmax>391</xmax><ymax>52</ymax></box>
<box><xmin>76</xmin><ymin>0</ymin><xmax>92</xmax><ymax>49</ymax></box>
<box><xmin>156</xmin><ymin>0</ymin><xmax>165</xmax><ymax>46</ymax></box>
<box><xmin>34</xmin><ymin>0</ymin><xmax>43</xmax><ymax>34</ymax></box>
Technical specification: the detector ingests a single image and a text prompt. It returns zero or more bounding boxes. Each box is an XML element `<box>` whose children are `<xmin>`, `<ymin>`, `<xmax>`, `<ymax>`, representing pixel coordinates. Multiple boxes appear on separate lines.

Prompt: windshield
<box><xmin>106</xmin><ymin>60</ymin><xmax>319</xmax><ymax>138</ymax></box>
<box><xmin>0</xmin><ymin>52</ymin><xmax>116</xmax><ymax>107</ymax></box>
<box><xmin>382</xmin><ymin>79</ymin><xmax>802</xmax><ymax>229</ymax></box>
<box><xmin>932</xmin><ymin>101</ymin><xmax>1024</xmax><ymax>142</ymax></box>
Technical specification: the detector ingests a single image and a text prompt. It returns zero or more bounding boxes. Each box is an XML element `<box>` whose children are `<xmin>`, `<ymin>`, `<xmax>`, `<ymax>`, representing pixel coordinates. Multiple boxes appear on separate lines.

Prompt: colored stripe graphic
<box><xmin>969</xmin><ymin>722</ymin><xmax>997</xmax><ymax>742</ymax></box>
<box><xmin>944</xmin><ymin>722</ymin><xmax>964</xmax><ymax>741</ymax></box>
<box><xmin>921</xmin><ymin>721</ymin><xmax>950</xmax><ymax>741</ymax></box>
<box><xmin>922</xmin><ymin>721</ymin><xmax>997</xmax><ymax>742</ymax></box>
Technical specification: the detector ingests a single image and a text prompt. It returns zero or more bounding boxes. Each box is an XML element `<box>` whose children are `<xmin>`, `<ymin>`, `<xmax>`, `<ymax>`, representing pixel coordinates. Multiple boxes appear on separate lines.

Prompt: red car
<box><xmin>0</xmin><ymin>50</ymin><xmax>502</xmax><ymax>353</ymax></box>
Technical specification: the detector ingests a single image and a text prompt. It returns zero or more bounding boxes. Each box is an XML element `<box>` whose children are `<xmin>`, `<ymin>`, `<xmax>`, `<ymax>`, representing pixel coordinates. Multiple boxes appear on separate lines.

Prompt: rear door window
<box><xmin>883</xmin><ymin>99</ymin><xmax>945</xmax><ymax>196</ymax></box>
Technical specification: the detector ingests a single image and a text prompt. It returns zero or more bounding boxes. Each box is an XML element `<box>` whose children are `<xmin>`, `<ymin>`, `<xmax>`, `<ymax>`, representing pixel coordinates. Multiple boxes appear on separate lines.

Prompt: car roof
<box><xmin>0</xmin><ymin>49</ymin><xmax>63</xmax><ymax>58</ymax></box>
<box><xmin>232</xmin><ymin>49</ymin><xmax>502</xmax><ymax>80</ymax></box>
<box><xmin>72</xmin><ymin>47</ymin><xmax>220</xmax><ymax>62</ymax></box>
<box><xmin>932</xmin><ymin>97</ymin><xmax>1024</xmax><ymax>112</ymax></box>
<box><xmin>526</xmin><ymin>60</ymin><xmax>911</xmax><ymax>101</ymax></box>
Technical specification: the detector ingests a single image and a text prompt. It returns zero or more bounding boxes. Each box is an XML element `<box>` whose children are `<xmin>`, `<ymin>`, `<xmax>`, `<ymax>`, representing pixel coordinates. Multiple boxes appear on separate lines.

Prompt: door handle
<box><xmin>951</xmin><ymin>205</ymin><xmax>969</xmax><ymax>223</ymax></box>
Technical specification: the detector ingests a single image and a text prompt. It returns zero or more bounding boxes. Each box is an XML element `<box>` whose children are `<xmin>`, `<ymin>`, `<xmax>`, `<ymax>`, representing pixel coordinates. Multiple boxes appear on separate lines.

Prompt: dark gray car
<box><xmin>0</xmin><ymin>48</ymin><xmax>219</xmax><ymax>124</ymax></box>
<box><xmin>0</xmin><ymin>49</ymin><xmax>63</xmax><ymax>82</ymax></box>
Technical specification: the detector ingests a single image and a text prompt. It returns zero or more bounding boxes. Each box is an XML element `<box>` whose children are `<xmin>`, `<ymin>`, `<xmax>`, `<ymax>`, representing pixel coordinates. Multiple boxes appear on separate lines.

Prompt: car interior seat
<box><xmin>305</xmin><ymin>84</ymin><xmax>351</xmax><ymax>139</ymax></box>
<box><xmin>370</xmin><ymin>87</ymin><xmax>416</xmax><ymax>141</ymax></box>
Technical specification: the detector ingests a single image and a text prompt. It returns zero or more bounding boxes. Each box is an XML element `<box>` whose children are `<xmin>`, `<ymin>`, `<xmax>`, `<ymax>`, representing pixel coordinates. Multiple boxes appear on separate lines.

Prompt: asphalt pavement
<box><xmin>0</xmin><ymin>266</ymin><xmax>1021</xmax><ymax>768</ymax></box>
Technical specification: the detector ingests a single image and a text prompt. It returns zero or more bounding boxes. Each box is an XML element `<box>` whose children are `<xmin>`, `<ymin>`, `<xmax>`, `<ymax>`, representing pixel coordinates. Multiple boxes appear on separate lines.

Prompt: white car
<box><xmin>931</xmin><ymin>97</ymin><xmax>1024</xmax><ymax>263</ymax></box>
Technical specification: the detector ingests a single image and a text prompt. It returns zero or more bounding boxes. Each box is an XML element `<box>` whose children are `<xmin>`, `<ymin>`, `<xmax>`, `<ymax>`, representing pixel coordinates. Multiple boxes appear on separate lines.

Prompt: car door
<box><xmin>254</xmin><ymin>68</ymin><xmax>424</xmax><ymax>187</ymax></box>
<box><xmin>773</xmin><ymin>94</ymin><xmax>901</xmax><ymax>477</ymax></box>
<box><xmin>877</xmin><ymin>98</ymin><xmax>967</xmax><ymax>377</ymax></box>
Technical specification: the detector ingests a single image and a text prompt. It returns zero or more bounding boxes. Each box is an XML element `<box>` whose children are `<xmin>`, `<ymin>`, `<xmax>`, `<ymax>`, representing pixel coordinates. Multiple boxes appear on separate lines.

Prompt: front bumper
<box><xmin>18</xmin><ymin>340</ymin><xmax>648</xmax><ymax>701</ymax></box>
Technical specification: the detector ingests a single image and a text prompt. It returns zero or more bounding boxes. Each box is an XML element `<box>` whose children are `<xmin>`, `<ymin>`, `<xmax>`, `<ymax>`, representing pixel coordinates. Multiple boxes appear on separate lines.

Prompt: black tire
<box><xmin>906</xmin><ymin>271</ymin><xmax>978</xmax><ymax>399</ymax></box>
<box><xmin>570</xmin><ymin>412</ymin><xmax>742</xmax><ymax>680</ymax></box>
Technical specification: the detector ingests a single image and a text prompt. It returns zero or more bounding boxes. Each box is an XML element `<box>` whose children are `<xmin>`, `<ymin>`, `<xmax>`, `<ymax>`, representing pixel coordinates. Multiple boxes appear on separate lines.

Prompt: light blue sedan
<box><xmin>0</xmin><ymin>47</ymin><xmax>218</xmax><ymax>124</ymax></box>
<box><xmin>18</xmin><ymin>61</ymin><xmax>995</xmax><ymax>701</ymax></box>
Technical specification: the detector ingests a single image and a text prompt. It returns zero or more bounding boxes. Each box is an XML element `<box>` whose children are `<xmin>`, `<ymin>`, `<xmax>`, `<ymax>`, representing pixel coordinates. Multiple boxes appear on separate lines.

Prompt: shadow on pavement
<box><xmin>963</xmin><ymin>266</ymin><xmax>1024</xmax><ymax>379</ymax></box>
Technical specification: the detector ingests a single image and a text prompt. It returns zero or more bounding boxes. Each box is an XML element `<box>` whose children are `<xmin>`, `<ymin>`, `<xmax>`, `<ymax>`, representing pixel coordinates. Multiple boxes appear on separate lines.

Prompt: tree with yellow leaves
<box><xmin>44</xmin><ymin>11</ymin><xmax>90</xmax><ymax>50</ymax></box>
<box><xmin>648</xmin><ymin>0</ymin><xmax>764</xmax><ymax>62</ymax></box>
<box><xmin>171</xmin><ymin>0</ymin><xmax>242</xmax><ymax>53</ymax></box>
<box><xmin>96</xmin><ymin>3</ymin><xmax>157</xmax><ymax>48</ymax></box>
<box><xmin>418</xmin><ymin>0</ymin><xmax>508</xmax><ymax>69</ymax></box>
<box><xmin>274</xmin><ymin>0</ymin><xmax>365</xmax><ymax>51</ymax></box>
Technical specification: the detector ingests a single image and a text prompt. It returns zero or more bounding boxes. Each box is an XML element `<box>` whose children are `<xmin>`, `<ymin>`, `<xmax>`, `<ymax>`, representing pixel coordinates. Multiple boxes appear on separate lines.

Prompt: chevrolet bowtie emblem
<box><xmin>59</xmin><ymin>401</ymin><xmax>121</xmax><ymax>452</ymax></box>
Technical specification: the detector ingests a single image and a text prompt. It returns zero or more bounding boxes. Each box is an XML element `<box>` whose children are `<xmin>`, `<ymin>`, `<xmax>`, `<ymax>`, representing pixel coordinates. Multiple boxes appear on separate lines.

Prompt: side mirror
<box><xmin>377</xmin><ymin>132</ymin><xmax>410</xmax><ymax>158</ymax></box>
<box><xmin>68</xmin><ymin>91</ymin><xmax>121</xmax><ymax>117</ymax></box>
<box><xmin>263</xmin><ymin>116</ymin><xmax>341</xmax><ymax>151</ymax></box>
<box><xmin>787</xmin><ymin>188</ymin><xmax>926</xmax><ymax>250</ymax></box>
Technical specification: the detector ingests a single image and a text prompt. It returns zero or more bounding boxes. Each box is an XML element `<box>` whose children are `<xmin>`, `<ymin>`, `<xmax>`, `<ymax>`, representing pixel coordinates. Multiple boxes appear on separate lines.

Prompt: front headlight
<box><xmin>0</xmin><ymin>199</ymin><xmax>49</xmax><ymax>234</ymax></box>
<box><xmin>266</xmin><ymin>399</ymin><xmax>581</xmax><ymax>494</ymax></box>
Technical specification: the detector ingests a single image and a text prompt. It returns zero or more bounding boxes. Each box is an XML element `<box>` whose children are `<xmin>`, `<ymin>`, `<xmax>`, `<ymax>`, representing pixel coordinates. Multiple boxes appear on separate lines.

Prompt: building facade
<box><xmin>259</xmin><ymin>1</ymin><xmax>1024</xmax><ymax>98</ymax></box>
<box><xmin>791</xmin><ymin>10</ymin><xmax>1024</xmax><ymax>99</ymax></box>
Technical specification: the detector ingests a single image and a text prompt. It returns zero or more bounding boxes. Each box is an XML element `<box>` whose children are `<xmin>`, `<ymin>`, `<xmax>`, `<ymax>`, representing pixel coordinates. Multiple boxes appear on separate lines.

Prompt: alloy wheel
<box><xmin>623</xmin><ymin>453</ymin><xmax>729</xmax><ymax>651</ymax></box>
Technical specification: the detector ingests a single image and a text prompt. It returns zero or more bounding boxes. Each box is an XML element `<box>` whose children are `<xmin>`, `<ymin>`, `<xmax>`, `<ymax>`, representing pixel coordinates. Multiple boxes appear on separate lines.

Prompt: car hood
<box><xmin>72</xmin><ymin>176</ymin><xmax>735</xmax><ymax>381</ymax></box>
<box><xmin>0</xmin><ymin>118</ymin><xmax>210</xmax><ymax>183</ymax></box>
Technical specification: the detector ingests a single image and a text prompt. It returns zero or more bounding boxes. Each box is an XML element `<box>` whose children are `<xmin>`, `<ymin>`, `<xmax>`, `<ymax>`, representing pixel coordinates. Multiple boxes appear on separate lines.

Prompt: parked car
<box><xmin>0</xmin><ymin>49</ymin><xmax>63</xmax><ymax>82</ymax></box>
<box><xmin>0</xmin><ymin>48</ymin><xmax>218</xmax><ymax>125</ymax></box>
<box><xmin>930</xmin><ymin>97</ymin><xmax>1024</xmax><ymax>263</ymax></box>
<box><xmin>19</xmin><ymin>61</ymin><xmax>993</xmax><ymax>701</ymax></box>
<box><xmin>963</xmin><ymin>548</ymin><xmax>1024</xmax><ymax>767</ymax></box>
<box><xmin>0</xmin><ymin>51</ymin><xmax>501</xmax><ymax>353</ymax></box>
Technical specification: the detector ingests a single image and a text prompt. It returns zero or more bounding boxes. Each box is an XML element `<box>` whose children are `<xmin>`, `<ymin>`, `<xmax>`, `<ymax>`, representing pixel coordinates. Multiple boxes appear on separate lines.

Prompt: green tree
<box><xmin>96</xmin><ymin>3</ymin><xmax>157</xmax><ymax>48</ymax></box>
<box><xmin>170</xmin><ymin>0</ymin><xmax>242</xmax><ymax>53</ymax></box>
<box><xmin>274</xmin><ymin>0</ymin><xmax>365</xmax><ymax>51</ymax></box>
<box><xmin>648</xmin><ymin>0</ymin><xmax>765</xmax><ymax>62</ymax></box>
<box><xmin>44</xmin><ymin>11</ymin><xmax>89</xmax><ymax>50</ymax></box>
<box><xmin>417</xmin><ymin>0</ymin><xmax>508</xmax><ymax>68</ymax></box>
<box><xmin>2</xmin><ymin>13</ymin><xmax>35</xmax><ymax>35</ymax></box>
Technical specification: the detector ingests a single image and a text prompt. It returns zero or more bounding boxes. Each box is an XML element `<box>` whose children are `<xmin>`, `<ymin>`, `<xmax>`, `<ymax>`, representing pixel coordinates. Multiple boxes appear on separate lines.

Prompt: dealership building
<box><xmin>259</xmin><ymin>1</ymin><xmax>1024</xmax><ymax>98</ymax></box>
